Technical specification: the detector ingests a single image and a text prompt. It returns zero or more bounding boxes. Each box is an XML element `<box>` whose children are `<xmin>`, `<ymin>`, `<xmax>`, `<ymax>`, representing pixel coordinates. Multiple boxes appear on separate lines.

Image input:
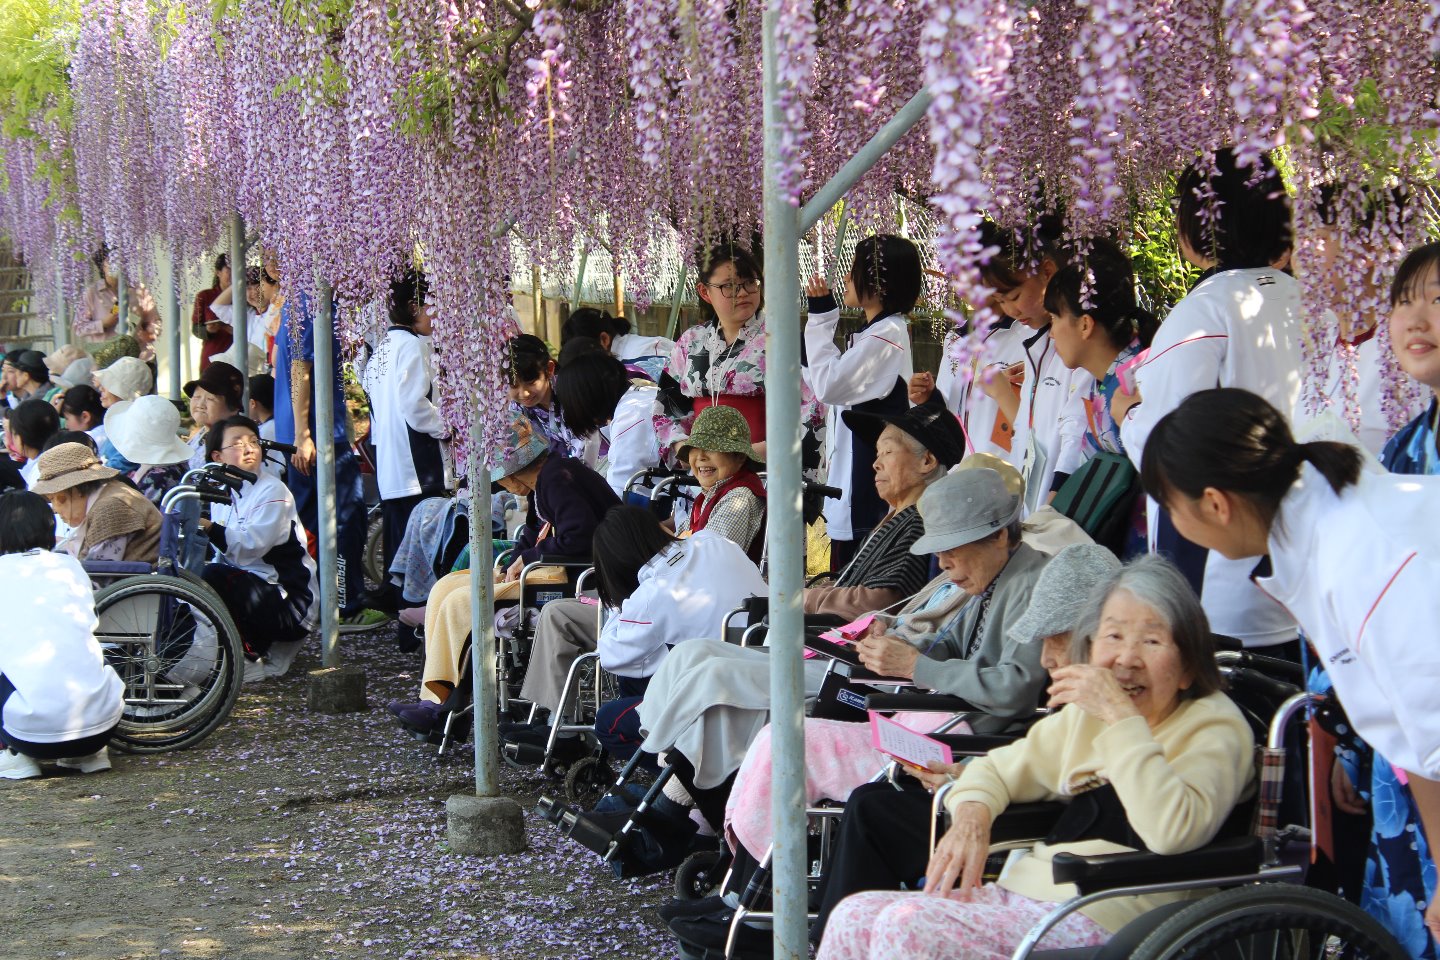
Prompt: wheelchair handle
<box><xmin>260</xmin><ymin>438</ymin><xmax>297</xmax><ymax>456</ymax></box>
<box><xmin>804</xmin><ymin>481</ymin><xmax>842</xmax><ymax>501</ymax></box>
<box><xmin>215</xmin><ymin>463</ymin><xmax>258</xmax><ymax>484</ymax></box>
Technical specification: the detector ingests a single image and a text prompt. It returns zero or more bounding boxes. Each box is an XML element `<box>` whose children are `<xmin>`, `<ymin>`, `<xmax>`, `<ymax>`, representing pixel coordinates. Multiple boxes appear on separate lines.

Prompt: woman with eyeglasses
<box><xmin>655</xmin><ymin>242</ymin><xmax>825</xmax><ymax>461</ymax></box>
<box><xmin>198</xmin><ymin>414</ymin><xmax>318</xmax><ymax>680</ymax></box>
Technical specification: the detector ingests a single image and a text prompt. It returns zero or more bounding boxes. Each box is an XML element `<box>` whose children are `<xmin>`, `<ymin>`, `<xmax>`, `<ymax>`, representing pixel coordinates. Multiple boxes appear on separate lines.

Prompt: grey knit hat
<box><xmin>1007</xmin><ymin>543</ymin><xmax>1121</xmax><ymax>645</ymax></box>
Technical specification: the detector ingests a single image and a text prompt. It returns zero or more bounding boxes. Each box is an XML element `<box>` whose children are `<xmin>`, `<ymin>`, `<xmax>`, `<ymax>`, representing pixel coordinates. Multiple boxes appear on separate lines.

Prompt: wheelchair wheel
<box><xmin>94</xmin><ymin>574</ymin><xmax>245</xmax><ymax>754</ymax></box>
<box><xmin>363</xmin><ymin>513</ymin><xmax>385</xmax><ymax>586</ymax></box>
<box><xmin>564</xmin><ymin>755</ymin><xmax>612</xmax><ymax>806</ymax></box>
<box><xmin>1126</xmin><ymin>884</ymin><xmax>1408</xmax><ymax>960</ymax></box>
<box><xmin>673</xmin><ymin>849</ymin><xmax>723</xmax><ymax>901</ymax></box>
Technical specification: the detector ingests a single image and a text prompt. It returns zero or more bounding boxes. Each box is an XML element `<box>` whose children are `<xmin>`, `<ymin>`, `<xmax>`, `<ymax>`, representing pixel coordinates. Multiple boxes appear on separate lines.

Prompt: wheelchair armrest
<box><xmin>805</xmin><ymin>613</ymin><xmax>850</xmax><ymax>630</ymax></box>
<box><xmin>531</xmin><ymin>555</ymin><xmax>594</xmax><ymax>568</ymax></box>
<box><xmin>82</xmin><ymin>560</ymin><xmax>156</xmax><ymax>577</ymax></box>
<box><xmin>865</xmin><ymin>692</ymin><xmax>983</xmax><ymax>714</ymax></box>
<box><xmin>930</xmin><ymin>733</ymin><xmax>1021</xmax><ymax>756</ymax></box>
<box><xmin>1050</xmin><ymin>836</ymin><xmax>1264</xmax><ymax>895</ymax></box>
<box><xmin>806</xmin><ymin>573</ymin><xmax>835</xmax><ymax>588</ymax></box>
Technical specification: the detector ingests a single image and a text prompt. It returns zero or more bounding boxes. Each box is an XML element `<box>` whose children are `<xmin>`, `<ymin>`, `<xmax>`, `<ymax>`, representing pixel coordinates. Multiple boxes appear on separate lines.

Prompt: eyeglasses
<box><xmin>221</xmin><ymin>439</ymin><xmax>262</xmax><ymax>453</ymax></box>
<box><xmin>701</xmin><ymin>279</ymin><xmax>761</xmax><ymax>299</ymax></box>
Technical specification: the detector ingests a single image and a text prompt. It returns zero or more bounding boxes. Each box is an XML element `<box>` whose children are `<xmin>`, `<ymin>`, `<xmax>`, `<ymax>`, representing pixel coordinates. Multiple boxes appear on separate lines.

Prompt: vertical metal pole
<box><xmin>115</xmin><ymin>267</ymin><xmax>130</xmax><ymax>337</ymax></box>
<box><xmin>826</xmin><ymin>203</ymin><xmax>852</xmax><ymax>293</ymax></box>
<box><xmin>315</xmin><ymin>278</ymin><xmax>341</xmax><ymax>667</ymax></box>
<box><xmin>761</xmin><ymin>3</ymin><xmax>806</xmax><ymax>957</ymax></box>
<box><xmin>571</xmin><ymin>247</ymin><xmax>589</xmax><ymax>309</ymax></box>
<box><xmin>665</xmin><ymin>266</ymin><xmax>688</xmax><ymax>341</ymax></box>
<box><xmin>230</xmin><ymin>215</ymin><xmax>250</xmax><ymax>408</ymax></box>
<box><xmin>612</xmin><ymin>270</ymin><xmax>624</xmax><ymax>319</ymax></box>
<box><xmin>468</xmin><ymin>419</ymin><xmax>500</xmax><ymax>794</ymax></box>
<box><xmin>53</xmin><ymin>248</ymin><xmax>69</xmax><ymax>349</ymax></box>
<box><xmin>530</xmin><ymin>265</ymin><xmax>543</xmax><ymax>336</ymax></box>
<box><xmin>165</xmin><ymin>252</ymin><xmax>182</xmax><ymax>400</ymax></box>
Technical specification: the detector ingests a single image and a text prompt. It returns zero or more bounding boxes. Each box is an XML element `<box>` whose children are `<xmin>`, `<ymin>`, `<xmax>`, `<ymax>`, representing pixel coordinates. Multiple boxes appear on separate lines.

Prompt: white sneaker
<box><xmin>243</xmin><ymin>657</ymin><xmax>265</xmax><ymax>684</ymax></box>
<box><xmin>0</xmin><ymin>748</ymin><xmax>42</xmax><ymax>780</ymax></box>
<box><xmin>263</xmin><ymin>639</ymin><xmax>304</xmax><ymax>679</ymax></box>
<box><xmin>55</xmin><ymin>747</ymin><xmax>111</xmax><ymax>774</ymax></box>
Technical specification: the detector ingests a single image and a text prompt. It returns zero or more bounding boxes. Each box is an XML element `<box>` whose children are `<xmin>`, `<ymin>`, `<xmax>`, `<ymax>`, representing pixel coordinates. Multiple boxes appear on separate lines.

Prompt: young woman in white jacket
<box><xmin>803</xmin><ymin>235</ymin><xmax>917</xmax><ymax>568</ymax></box>
<box><xmin>199</xmin><ymin>415</ymin><xmax>319</xmax><ymax>679</ymax></box>
<box><xmin>1115</xmin><ymin>147</ymin><xmax>1302</xmax><ymax>655</ymax></box>
<box><xmin>1140</xmin><ymin>386</ymin><xmax>1440</xmax><ymax>947</ymax></box>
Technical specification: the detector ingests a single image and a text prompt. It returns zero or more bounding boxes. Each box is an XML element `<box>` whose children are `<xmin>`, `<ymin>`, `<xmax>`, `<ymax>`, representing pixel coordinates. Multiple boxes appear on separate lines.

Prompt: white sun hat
<box><xmin>105</xmin><ymin>395</ymin><xmax>194</xmax><ymax>466</ymax></box>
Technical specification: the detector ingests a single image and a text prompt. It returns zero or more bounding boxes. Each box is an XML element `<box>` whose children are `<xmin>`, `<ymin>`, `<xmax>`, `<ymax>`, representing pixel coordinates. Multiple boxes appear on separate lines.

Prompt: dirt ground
<box><xmin>0</xmin><ymin>627</ymin><xmax>675</xmax><ymax>960</ymax></box>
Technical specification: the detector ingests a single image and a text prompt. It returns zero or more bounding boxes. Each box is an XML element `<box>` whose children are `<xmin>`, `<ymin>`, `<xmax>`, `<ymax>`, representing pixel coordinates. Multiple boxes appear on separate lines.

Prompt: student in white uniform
<box><xmin>0</xmin><ymin>491</ymin><xmax>124</xmax><ymax>779</ymax></box>
<box><xmin>803</xmin><ymin>234</ymin><xmax>917</xmax><ymax>569</ymax></box>
<box><xmin>198</xmin><ymin>415</ymin><xmax>318</xmax><ymax>680</ymax></box>
<box><xmin>561</xmin><ymin>306</ymin><xmax>676</xmax><ymax>383</ymax></box>
<box><xmin>1115</xmin><ymin>147</ymin><xmax>1302</xmax><ymax>655</ymax></box>
<box><xmin>1139</xmin><ymin>386</ymin><xmax>1440</xmax><ymax>944</ymax></box>
<box><xmin>247</xmin><ymin>374</ymin><xmax>285</xmax><ymax>480</ymax></box>
<box><xmin>911</xmin><ymin>316</ymin><xmax>1024</xmax><ymax>459</ymax></box>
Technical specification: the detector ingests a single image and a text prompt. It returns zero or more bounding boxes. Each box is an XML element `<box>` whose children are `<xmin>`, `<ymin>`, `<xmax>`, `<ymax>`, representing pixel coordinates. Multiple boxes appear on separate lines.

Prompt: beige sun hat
<box><xmin>95</xmin><ymin>356</ymin><xmax>153</xmax><ymax>401</ymax></box>
<box><xmin>29</xmin><ymin>442</ymin><xmax>120</xmax><ymax>495</ymax></box>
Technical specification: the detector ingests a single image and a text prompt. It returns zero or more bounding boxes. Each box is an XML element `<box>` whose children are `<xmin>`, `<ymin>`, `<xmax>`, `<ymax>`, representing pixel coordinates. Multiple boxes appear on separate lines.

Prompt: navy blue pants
<box><xmin>593</xmin><ymin>675</ymin><xmax>651</xmax><ymax>762</ymax></box>
<box><xmin>0</xmin><ymin>673</ymin><xmax>116</xmax><ymax>759</ymax></box>
<box><xmin>289</xmin><ymin>445</ymin><xmax>366</xmax><ymax>616</ymax></box>
<box><xmin>202</xmin><ymin>563</ymin><xmax>306</xmax><ymax>658</ymax></box>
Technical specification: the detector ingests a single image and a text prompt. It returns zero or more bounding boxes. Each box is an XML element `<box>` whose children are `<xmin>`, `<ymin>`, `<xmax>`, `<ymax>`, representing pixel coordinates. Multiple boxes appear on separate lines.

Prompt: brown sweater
<box><xmin>81</xmin><ymin>480</ymin><xmax>163</xmax><ymax>564</ymax></box>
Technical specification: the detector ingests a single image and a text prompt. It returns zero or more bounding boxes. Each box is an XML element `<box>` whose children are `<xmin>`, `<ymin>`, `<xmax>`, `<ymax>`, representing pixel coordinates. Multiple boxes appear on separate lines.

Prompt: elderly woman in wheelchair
<box><xmin>815</xmin><ymin>556</ymin><xmax>1254</xmax><ymax>960</ymax></box>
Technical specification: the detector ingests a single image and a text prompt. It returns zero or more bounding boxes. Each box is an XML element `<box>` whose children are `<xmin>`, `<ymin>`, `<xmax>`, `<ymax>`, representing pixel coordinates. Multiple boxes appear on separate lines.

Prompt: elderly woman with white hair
<box><xmin>814</xmin><ymin>555</ymin><xmax>1253</xmax><ymax>960</ymax></box>
<box><xmin>626</xmin><ymin>405</ymin><xmax>967</xmax><ymax>842</ymax></box>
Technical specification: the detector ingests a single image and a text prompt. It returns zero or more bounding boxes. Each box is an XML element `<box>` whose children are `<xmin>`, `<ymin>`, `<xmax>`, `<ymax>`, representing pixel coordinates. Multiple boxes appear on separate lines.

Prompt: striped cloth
<box><xmin>834</xmin><ymin>505</ymin><xmax>928</xmax><ymax>597</ymax></box>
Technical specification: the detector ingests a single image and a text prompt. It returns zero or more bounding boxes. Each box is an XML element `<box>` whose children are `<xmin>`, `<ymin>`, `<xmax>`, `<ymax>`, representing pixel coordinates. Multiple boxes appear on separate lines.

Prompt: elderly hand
<box><xmin>1047</xmin><ymin>664</ymin><xmax>1140</xmax><ymax>726</ymax></box>
<box><xmin>924</xmin><ymin>801</ymin><xmax>991</xmax><ymax>895</ymax></box>
<box><xmin>502</xmin><ymin>556</ymin><xmax>525</xmax><ymax>583</ymax></box>
<box><xmin>856</xmin><ymin>632</ymin><xmax>921</xmax><ymax>679</ymax></box>
<box><xmin>911</xmin><ymin>760</ymin><xmax>965</xmax><ymax>793</ymax></box>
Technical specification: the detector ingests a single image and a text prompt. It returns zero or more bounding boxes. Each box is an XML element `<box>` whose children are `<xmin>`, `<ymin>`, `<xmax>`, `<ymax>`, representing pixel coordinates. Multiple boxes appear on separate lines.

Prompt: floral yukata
<box><xmin>654</xmin><ymin>312</ymin><xmax>825</xmax><ymax>451</ymax></box>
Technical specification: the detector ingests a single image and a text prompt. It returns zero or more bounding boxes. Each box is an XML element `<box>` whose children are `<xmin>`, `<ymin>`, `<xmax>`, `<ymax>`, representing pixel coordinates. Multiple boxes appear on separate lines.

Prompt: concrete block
<box><xmin>306</xmin><ymin>665</ymin><xmax>367</xmax><ymax>714</ymax></box>
<box><xmin>446</xmin><ymin>794</ymin><xmax>527</xmax><ymax>856</ymax></box>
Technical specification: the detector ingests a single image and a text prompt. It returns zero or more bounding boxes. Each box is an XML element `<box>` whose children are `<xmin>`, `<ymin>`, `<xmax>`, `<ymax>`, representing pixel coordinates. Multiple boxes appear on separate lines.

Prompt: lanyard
<box><xmin>1026</xmin><ymin>335</ymin><xmax>1052</xmax><ymax>431</ymax></box>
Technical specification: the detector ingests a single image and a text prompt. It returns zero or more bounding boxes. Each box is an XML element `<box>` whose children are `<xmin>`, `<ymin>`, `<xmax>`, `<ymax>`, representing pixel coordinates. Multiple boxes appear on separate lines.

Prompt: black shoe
<box><xmin>670</xmin><ymin>904</ymin><xmax>773</xmax><ymax>960</ymax></box>
<box><xmin>658</xmin><ymin>894</ymin><xmax>727</xmax><ymax>925</ymax></box>
<box><xmin>502</xmin><ymin>730</ymin><xmax>590</xmax><ymax>766</ymax></box>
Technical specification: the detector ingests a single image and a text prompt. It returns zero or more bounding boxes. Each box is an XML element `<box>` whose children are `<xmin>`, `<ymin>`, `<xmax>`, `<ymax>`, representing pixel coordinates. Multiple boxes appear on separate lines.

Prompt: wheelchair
<box><xmin>88</xmin><ymin>463</ymin><xmax>251</xmax><ymax>753</ymax></box>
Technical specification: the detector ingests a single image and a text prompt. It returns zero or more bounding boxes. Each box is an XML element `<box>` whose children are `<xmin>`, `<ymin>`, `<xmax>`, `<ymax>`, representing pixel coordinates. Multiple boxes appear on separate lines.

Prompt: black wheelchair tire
<box><xmin>363</xmin><ymin>514</ymin><xmax>385</xmax><ymax>587</ymax></box>
<box><xmin>1125</xmin><ymin>884</ymin><xmax>1408</xmax><ymax>960</ymax></box>
<box><xmin>673</xmin><ymin>849</ymin><xmax>722</xmax><ymax>901</ymax></box>
<box><xmin>95</xmin><ymin>574</ymin><xmax>245</xmax><ymax>754</ymax></box>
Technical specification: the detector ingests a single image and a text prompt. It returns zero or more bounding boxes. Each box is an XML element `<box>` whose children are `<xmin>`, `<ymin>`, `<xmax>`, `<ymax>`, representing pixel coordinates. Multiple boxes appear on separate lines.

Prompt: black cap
<box><xmin>11</xmin><ymin>350</ymin><xmax>50</xmax><ymax>382</ymax></box>
<box><xmin>184</xmin><ymin>360</ymin><xmax>245</xmax><ymax>411</ymax></box>
<box><xmin>842</xmin><ymin>396</ymin><xmax>967</xmax><ymax>469</ymax></box>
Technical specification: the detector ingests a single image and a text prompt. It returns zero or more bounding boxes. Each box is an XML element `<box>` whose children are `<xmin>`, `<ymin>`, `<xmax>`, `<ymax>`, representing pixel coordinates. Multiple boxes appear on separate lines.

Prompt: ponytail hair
<box><xmin>1042</xmin><ymin>238</ymin><xmax>1159</xmax><ymax>349</ymax></box>
<box><xmin>1140</xmin><ymin>388</ymin><xmax>1362</xmax><ymax>529</ymax></box>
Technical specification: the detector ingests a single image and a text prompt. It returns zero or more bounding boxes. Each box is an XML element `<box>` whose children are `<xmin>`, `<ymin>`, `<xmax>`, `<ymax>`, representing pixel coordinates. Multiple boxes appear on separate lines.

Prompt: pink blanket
<box><xmin>724</xmin><ymin>712</ymin><xmax>967</xmax><ymax>857</ymax></box>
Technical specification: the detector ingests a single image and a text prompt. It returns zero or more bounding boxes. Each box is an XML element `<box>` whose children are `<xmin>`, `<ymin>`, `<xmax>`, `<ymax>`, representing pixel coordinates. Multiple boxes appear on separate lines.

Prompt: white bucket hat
<box><xmin>213</xmin><ymin>340</ymin><xmax>266</xmax><ymax>376</ymax></box>
<box><xmin>106</xmin><ymin>395</ymin><xmax>193</xmax><ymax>466</ymax></box>
<box><xmin>95</xmin><ymin>355</ymin><xmax>153</xmax><ymax>401</ymax></box>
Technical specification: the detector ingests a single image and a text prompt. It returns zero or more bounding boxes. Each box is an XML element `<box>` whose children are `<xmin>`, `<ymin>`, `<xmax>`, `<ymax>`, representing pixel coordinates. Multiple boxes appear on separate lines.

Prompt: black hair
<box><xmin>697</xmin><ymin>242</ymin><xmax>763</xmax><ymax>285</ymax></box>
<box><xmin>389</xmin><ymin>269</ymin><xmax>429</xmax><ymax>327</ymax></box>
<box><xmin>44</xmin><ymin>430</ymin><xmax>97</xmax><ymax>453</ymax></box>
<box><xmin>592</xmin><ymin>505</ymin><xmax>679</xmax><ymax>608</ymax></box>
<box><xmin>1175</xmin><ymin>147</ymin><xmax>1292</xmax><ymax>270</ymax></box>
<box><xmin>10</xmin><ymin>397</ymin><xmax>60</xmax><ymax>453</ymax></box>
<box><xmin>212</xmin><ymin>252</ymin><xmax>229</xmax><ymax>289</ymax></box>
<box><xmin>562</xmin><ymin>307</ymin><xmax>632</xmax><ymax>345</ymax></box>
<box><xmin>504</xmin><ymin>334</ymin><xmax>553</xmax><ymax>385</ymax></box>
<box><xmin>554</xmin><ymin>348</ymin><xmax>633</xmax><ymax>437</ymax></box>
<box><xmin>1043</xmin><ymin>239</ymin><xmax>1159</xmax><ymax>349</ymax></box>
<box><xmin>248</xmin><ymin>373</ymin><xmax>275</xmax><ymax>413</ymax></box>
<box><xmin>1390</xmin><ymin>241</ymin><xmax>1440</xmax><ymax>309</ymax></box>
<box><xmin>0</xmin><ymin>490</ymin><xmax>57</xmax><ymax>553</ymax></box>
<box><xmin>1313</xmin><ymin>183</ymin><xmax>1409</xmax><ymax>231</ymax></box>
<box><xmin>976</xmin><ymin>213</ymin><xmax>1070</xmax><ymax>293</ymax></box>
<box><xmin>61</xmin><ymin>384</ymin><xmax>106</xmax><ymax>428</ymax></box>
<box><xmin>205</xmin><ymin>414</ymin><xmax>260</xmax><ymax>460</ymax></box>
<box><xmin>556</xmin><ymin>335</ymin><xmax>612</xmax><ymax>368</ymax></box>
<box><xmin>849</xmin><ymin>234</ymin><xmax>923</xmax><ymax>317</ymax></box>
<box><xmin>1140</xmin><ymin>388</ymin><xmax>1362</xmax><ymax>531</ymax></box>
<box><xmin>92</xmin><ymin>244</ymin><xmax>109</xmax><ymax>275</ymax></box>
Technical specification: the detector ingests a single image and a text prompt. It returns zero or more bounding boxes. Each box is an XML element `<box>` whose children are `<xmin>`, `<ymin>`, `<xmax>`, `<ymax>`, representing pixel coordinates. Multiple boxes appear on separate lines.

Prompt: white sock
<box><xmin>662</xmin><ymin>775</ymin><xmax>695</xmax><ymax>807</ymax></box>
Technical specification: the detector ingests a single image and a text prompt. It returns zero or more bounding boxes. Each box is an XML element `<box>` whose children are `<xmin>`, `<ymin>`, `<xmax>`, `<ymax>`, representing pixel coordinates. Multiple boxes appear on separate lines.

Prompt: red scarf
<box><xmin>690</xmin><ymin>468</ymin><xmax>767</xmax><ymax>534</ymax></box>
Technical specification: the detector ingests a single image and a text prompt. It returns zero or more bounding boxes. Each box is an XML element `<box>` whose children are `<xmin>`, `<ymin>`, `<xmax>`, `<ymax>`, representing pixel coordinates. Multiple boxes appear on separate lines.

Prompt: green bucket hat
<box><xmin>91</xmin><ymin>334</ymin><xmax>141</xmax><ymax>370</ymax></box>
<box><xmin>677</xmin><ymin>404</ymin><xmax>764</xmax><ymax>465</ymax></box>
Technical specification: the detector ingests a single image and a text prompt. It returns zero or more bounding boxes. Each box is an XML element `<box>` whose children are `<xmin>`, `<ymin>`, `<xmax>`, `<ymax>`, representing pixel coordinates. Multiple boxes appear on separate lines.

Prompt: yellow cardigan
<box><xmin>944</xmin><ymin>691</ymin><xmax>1255</xmax><ymax>932</ymax></box>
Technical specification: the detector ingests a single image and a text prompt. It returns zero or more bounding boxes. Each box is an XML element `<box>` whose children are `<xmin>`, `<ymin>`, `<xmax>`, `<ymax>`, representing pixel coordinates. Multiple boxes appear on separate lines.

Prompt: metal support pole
<box><xmin>761</xmin><ymin>4</ymin><xmax>806</xmax><ymax>956</ymax></box>
<box><xmin>531</xmin><ymin>265</ymin><xmax>543</xmax><ymax>336</ymax></box>
<box><xmin>165</xmin><ymin>253</ymin><xmax>182</xmax><ymax>400</ymax></box>
<box><xmin>571</xmin><ymin>247</ymin><xmax>589</xmax><ymax>309</ymax></box>
<box><xmin>315</xmin><ymin>278</ymin><xmax>341</xmax><ymax>667</ymax></box>
<box><xmin>467</xmin><ymin>421</ymin><xmax>500</xmax><ymax>795</ymax></box>
<box><xmin>797</xmin><ymin>87</ymin><xmax>933</xmax><ymax>234</ymax></box>
<box><xmin>115</xmin><ymin>267</ymin><xmax>129</xmax><ymax>337</ymax></box>
<box><xmin>612</xmin><ymin>270</ymin><xmax>624</xmax><ymax>319</ymax></box>
<box><xmin>230</xmin><ymin>215</ymin><xmax>250</xmax><ymax>409</ymax></box>
<box><xmin>53</xmin><ymin>248</ymin><xmax>69</xmax><ymax>349</ymax></box>
<box><xmin>826</xmin><ymin>204</ymin><xmax>852</xmax><ymax>293</ymax></box>
<box><xmin>665</xmin><ymin>266</ymin><xmax>688</xmax><ymax>341</ymax></box>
